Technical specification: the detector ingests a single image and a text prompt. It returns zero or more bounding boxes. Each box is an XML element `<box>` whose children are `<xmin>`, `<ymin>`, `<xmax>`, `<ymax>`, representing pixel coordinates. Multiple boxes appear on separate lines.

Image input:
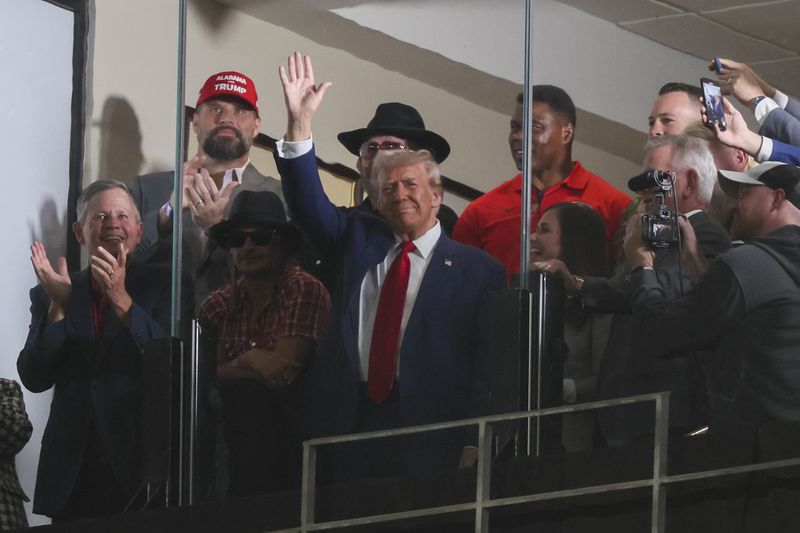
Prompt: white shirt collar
<box><xmin>395</xmin><ymin>219</ymin><xmax>441</xmax><ymax>259</ymax></box>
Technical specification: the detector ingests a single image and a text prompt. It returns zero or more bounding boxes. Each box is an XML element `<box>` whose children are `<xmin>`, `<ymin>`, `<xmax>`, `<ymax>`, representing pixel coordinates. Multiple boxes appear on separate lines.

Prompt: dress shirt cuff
<box><xmin>275</xmin><ymin>136</ymin><xmax>313</xmax><ymax>159</ymax></box>
<box><xmin>754</xmin><ymin>97</ymin><xmax>782</xmax><ymax>125</ymax></box>
<box><xmin>774</xmin><ymin>90</ymin><xmax>789</xmax><ymax>109</ymax></box>
<box><xmin>756</xmin><ymin>136</ymin><xmax>773</xmax><ymax>163</ymax></box>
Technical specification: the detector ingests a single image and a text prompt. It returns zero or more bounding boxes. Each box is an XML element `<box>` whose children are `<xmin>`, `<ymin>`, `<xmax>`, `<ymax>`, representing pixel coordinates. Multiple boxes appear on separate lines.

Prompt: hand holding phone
<box><xmin>701</xmin><ymin>78</ymin><xmax>727</xmax><ymax>131</ymax></box>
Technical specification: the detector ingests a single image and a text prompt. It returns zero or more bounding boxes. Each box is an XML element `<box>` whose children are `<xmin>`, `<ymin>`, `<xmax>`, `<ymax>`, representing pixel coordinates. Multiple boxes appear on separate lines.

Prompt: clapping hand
<box><xmin>30</xmin><ymin>241</ymin><xmax>71</xmax><ymax>322</ymax></box>
<box><xmin>90</xmin><ymin>243</ymin><xmax>134</xmax><ymax>325</ymax></box>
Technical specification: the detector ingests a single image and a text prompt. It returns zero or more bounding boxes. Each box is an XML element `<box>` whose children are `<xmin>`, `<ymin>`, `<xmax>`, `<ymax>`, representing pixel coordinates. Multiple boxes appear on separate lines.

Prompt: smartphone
<box><xmin>713</xmin><ymin>56</ymin><xmax>724</xmax><ymax>74</ymax></box>
<box><xmin>701</xmin><ymin>77</ymin><xmax>727</xmax><ymax>131</ymax></box>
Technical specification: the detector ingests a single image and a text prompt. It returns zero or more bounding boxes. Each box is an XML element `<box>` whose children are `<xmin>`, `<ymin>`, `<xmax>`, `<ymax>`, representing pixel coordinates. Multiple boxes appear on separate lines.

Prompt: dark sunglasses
<box><xmin>358</xmin><ymin>141</ymin><xmax>410</xmax><ymax>157</ymax></box>
<box><xmin>228</xmin><ymin>229</ymin><xmax>280</xmax><ymax>248</ymax></box>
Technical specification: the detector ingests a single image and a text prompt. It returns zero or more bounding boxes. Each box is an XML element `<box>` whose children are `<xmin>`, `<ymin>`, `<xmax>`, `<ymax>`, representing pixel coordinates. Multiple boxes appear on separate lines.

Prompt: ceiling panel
<box><xmin>665</xmin><ymin>0</ymin><xmax>759</xmax><ymax>11</ymax></box>
<box><xmin>554</xmin><ymin>0</ymin><xmax>679</xmax><ymax>21</ymax></box>
<box><xmin>704</xmin><ymin>2</ymin><xmax>800</xmax><ymax>54</ymax></box>
<box><xmin>621</xmin><ymin>14</ymin><xmax>794</xmax><ymax>64</ymax></box>
<box><xmin>750</xmin><ymin>57</ymin><xmax>800</xmax><ymax>96</ymax></box>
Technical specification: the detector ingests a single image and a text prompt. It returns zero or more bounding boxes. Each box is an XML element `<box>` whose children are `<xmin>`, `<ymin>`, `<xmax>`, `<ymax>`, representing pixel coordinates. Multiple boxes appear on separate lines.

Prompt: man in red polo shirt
<box><xmin>453</xmin><ymin>86</ymin><xmax>631</xmax><ymax>276</ymax></box>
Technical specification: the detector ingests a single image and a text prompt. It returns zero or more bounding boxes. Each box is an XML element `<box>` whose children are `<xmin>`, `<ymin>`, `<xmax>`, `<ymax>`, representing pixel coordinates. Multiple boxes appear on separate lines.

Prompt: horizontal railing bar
<box><xmin>482</xmin><ymin>479</ymin><xmax>655</xmax><ymax>508</ymax></box>
<box><xmin>305</xmin><ymin>393</ymin><xmax>668</xmax><ymax>446</ymax></box>
<box><xmin>662</xmin><ymin>457</ymin><xmax>800</xmax><ymax>485</ymax></box>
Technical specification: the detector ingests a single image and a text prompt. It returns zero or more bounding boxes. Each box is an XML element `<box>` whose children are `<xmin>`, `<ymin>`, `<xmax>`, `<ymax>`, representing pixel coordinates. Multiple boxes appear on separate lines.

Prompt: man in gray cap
<box><xmin>624</xmin><ymin>162</ymin><xmax>800</xmax><ymax>430</ymax></box>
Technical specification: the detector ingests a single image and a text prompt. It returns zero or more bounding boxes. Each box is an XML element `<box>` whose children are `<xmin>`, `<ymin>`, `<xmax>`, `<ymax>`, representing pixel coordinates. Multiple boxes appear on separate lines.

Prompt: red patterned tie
<box><xmin>367</xmin><ymin>241</ymin><xmax>416</xmax><ymax>404</ymax></box>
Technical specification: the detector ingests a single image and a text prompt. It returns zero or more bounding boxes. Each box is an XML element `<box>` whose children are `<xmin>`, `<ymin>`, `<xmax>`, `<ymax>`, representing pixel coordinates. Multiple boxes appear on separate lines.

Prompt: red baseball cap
<box><xmin>196</xmin><ymin>71</ymin><xmax>259</xmax><ymax>115</ymax></box>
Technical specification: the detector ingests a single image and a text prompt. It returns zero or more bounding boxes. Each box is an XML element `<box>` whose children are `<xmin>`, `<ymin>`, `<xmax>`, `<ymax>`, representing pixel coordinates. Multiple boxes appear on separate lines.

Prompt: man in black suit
<box><xmin>532</xmin><ymin>134</ymin><xmax>731</xmax><ymax>444</ymax></box>
<box><xmin>18</xmin><ymin>180</ymin><xmax>174</xmax><ymax>521</ymax></box>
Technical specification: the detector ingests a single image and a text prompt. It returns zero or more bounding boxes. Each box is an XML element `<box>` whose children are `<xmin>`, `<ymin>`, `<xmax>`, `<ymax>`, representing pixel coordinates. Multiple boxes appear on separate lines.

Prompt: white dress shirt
<box><xmin>357</xmin><ymin>222</ymin><xmax>441</xmax><ymax>381</ymax></box>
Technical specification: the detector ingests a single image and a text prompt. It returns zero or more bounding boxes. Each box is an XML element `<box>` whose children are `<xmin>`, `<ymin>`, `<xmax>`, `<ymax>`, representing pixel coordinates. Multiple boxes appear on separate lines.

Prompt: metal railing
<box><xmin>264</xmin><ymin>392</ymin><xmax>800</xmax><ymax>533</ymax></box>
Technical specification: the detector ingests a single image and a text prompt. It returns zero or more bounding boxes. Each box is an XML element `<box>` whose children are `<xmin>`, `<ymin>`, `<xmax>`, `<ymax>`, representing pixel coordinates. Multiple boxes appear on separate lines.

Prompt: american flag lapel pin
<box><xmin>444</xmin><ymin>258</ymin><xmax>452</xmax><ymax>267</ymax></box>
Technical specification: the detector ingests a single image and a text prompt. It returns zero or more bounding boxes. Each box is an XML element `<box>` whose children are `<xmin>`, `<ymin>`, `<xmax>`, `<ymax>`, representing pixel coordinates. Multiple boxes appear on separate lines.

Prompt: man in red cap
<box><xmin>131</xmin><ymin>71</ymin><xmax>284</xmax><ymax>303</ymax></box>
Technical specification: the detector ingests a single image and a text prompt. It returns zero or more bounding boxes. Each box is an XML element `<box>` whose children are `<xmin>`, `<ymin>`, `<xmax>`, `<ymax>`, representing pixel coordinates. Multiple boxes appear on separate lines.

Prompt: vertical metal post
<box><xmin>475</xmin><ymin>421</ymin><xmax>493</xmax><ymax>532</ymax></box>
<box><xmin>170</xmin><ymin>0</ymin><xmax>187</xmax><ymax>337</ymax></box>
<box><xmin>524</xmin><ymin>290</ymin><xmax>534</xmax><ymax>456</ymax></box>
<box><xmin>300</xmin><ymin>442</ymin><xmax>318</xmax><ymax>532</ymax></box>
<box><xmin>518</xmin><ymin>0</ymin><xmax>534</xmax><ymax>287</ymax></box>
<box><xmin>651</xmin><ymin>393</ymin><xmax>670</xmax><ymax>532</ymax></box>
<box><xmin>532</xmin><ymin>273</ymin><xmax>548</xmax><ymax>456</ymax></box>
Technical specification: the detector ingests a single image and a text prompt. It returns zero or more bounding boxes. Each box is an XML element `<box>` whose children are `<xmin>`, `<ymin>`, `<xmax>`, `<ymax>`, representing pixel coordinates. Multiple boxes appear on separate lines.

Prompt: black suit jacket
<box><xmin>590</xmin><ymin>211</ymin><xmax>732</xmax><ymax>442</ymax></box>
<box><xmin>17</xmin><ymin>262</ymin><xmax>171</xmax><ymax>517</ymax></box>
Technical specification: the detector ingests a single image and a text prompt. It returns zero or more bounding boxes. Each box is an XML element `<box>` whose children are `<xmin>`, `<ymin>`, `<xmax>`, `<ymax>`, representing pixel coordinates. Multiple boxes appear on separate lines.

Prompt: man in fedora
<box><xmin>338</xmin><ymin>102</ymin><xmax>459</xmax><ymax>235</ymax></box>
<box><xmin>274</xmin><ymin>52</ymin><xmax>504</xmax><ymax>480</ymax></box>
<box><xmin>131</xmin><ymin>71</ymin><xmax>284</xmax><ymax>304</ymax></box>
<box><xmin>625</xmin><ymin>161</ymin><xmax>800</xmax><ymax>430</ymax></box>
<box><xmin>199</xmin><ymin>190</ymin><xmax>330</xmax><ymax>496</ymax></box>
<box><xmin>454</xmin><ymin>87</ymin><xmax>631</xmax><ymax>276</ymax></box>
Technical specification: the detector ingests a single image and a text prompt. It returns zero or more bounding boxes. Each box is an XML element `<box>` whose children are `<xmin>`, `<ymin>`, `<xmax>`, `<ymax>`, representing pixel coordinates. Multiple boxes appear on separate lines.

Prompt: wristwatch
<box><xmin>571</xmin><ymin>275</ymin><xmax>585</xmax><ymax>296</ymax></box>
<box><xmin>751</xmin><ymin>95</ymin><xmax>767</xmax><ymax>110</ymax></box>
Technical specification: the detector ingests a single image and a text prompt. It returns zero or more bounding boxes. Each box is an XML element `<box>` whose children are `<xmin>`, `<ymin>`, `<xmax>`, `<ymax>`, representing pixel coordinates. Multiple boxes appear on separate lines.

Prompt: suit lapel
<box><xmin>401</xmin><ymin>235</ymin><xmax>456</xmax><ymax>354</ymax></box>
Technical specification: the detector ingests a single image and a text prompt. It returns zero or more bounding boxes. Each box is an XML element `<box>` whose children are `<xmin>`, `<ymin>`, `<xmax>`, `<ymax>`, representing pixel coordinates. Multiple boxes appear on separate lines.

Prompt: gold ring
<box><xmin>195</xmin><ymin>200</ymin><xmax>205</xmax><ymax>206</ymax></box>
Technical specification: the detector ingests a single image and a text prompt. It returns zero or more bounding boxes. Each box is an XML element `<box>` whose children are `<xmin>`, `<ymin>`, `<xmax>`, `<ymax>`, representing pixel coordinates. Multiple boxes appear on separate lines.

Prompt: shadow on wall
<box><xmin>191</xmin><ymin>0</ymin><xmax>236</xmax><ymax>33</ymax></box>
<box><xmin>96</xmin><ymin>96</ymin><xmax>144</xmax><ymax>185</ymax></box>
<box><xmin>28</xmin><ymin>197</ymin><xmax>67</xmax><ymax>267</ymax></box>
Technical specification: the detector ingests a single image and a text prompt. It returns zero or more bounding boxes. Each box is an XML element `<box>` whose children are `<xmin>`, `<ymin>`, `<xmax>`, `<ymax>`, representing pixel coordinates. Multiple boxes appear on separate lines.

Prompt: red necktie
<box><xmin>367</xmin><ymin>241</ymin><xmax>416</xmax><ymax>404</ymax></box>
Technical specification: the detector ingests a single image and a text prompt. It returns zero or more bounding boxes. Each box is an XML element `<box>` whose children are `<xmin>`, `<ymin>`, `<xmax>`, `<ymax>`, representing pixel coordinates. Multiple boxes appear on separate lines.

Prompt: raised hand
<box><xmin>710</xmin><ymin>58</ymin><xmax>775</xmax><ymax>104</ymax></box>
<box><xmin>184</xmin><ymin>168</ymin><xmax>239</xmax><ymax>231</ymax></box>
<box><xmin>278</xmin><ymin>51</ymin><xmax>333</xmax><ymax>141</ymax></box>
<box><xmin>30</xmin><ymin>241</ymin><xmax>71</xmax><ymax>322</ymax></box>
<box><xmin>90</xmin><ymin>242</ymin><xmax>134</xmax><ymax>324</ymax></box>
<box><xmin>703</xmin><ymin>97</ymin><xmax>762</xmax><ymax>156</ymax></box>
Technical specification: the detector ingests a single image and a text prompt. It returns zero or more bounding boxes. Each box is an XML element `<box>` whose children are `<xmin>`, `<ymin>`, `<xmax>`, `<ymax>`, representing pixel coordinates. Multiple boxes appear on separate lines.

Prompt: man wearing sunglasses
<box><xmin>274</xmin><ymin>52</ymin><xmax>505</xmax><ymax>480</ymax></box>
<box><xmin>337</xmin><ymin>102</ymin><xmax>459</xmax><ymax>236</ymax></box>
<box><xmin>199</xmin><ymin>190</ymin><xmax>330</xmax><ymax>496</ymax></box>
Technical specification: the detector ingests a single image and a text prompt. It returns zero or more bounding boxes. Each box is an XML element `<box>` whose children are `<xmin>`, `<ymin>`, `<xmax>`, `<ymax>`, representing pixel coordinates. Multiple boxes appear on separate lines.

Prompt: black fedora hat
<box><xmin>208</xmin><ymin>190</ymin><xmax>304</xmax><ymax>251</ymax></box>
<box><xmin>337</xmin><ymin>102</ymin><xmax>451</xmax><ymax>163</ymax></box>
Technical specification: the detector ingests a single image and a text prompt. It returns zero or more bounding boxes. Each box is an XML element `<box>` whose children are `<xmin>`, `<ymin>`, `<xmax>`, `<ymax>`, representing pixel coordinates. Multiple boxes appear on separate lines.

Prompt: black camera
<box><xmin>627</xmin><ymin>170</ymin><xmax>679</xmax><ymax>249</ymax></box>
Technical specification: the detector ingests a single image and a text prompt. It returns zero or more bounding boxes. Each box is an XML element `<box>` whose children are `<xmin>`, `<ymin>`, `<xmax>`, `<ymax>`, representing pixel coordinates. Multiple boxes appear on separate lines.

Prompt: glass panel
<box><xmin>19</xmin><ymin>0</ymin><xmax>789</xmax><ymax>529</ymax></box>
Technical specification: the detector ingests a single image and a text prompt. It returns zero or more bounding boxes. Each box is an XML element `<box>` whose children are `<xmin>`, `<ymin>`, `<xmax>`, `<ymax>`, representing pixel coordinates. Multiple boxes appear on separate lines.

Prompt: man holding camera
<box><xmin>533</xmin><ymin>134</ymin><xmax>730</xmax><ymax>444</ymax></box>
<box><xmin>625</xmin><ymin>161</ymin><xmax>800</xmax><ymax>431</ymax></box>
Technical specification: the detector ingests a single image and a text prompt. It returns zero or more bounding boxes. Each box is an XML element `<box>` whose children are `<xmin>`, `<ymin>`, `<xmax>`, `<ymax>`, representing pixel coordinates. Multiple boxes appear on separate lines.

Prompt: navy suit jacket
<box><xmin>760</xmin><ymin>96</ymin><xmax>800</xmax><ymax>148</ymax></box>
<box><xmin>17</xmin><ymin>262</ymin><xmax>171</xmax><ymax>517</ymax></box>
<box><xmin>275</xmin><ymin>147</ymin><xmax>505</xmax><ymax>470</ymax></box>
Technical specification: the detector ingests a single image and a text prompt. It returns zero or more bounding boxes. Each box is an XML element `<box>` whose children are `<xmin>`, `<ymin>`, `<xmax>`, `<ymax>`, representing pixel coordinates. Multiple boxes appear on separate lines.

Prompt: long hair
<box><xmin>545</xmin><ymin>202</ymin><xmax>610</xmax><ymax>278</ymax></box>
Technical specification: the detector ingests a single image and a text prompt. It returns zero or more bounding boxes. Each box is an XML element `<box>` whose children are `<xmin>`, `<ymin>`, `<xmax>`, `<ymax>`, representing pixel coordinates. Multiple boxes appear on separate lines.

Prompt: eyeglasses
<box><xmin>358</xmin><ymin>141</ymin><xmax>410</xmax><ymax>158</ymax></box>
<box><xmin>228</xmin><ymin>229</ymin><xmax>279</xmax><ymax>248</ymax></box>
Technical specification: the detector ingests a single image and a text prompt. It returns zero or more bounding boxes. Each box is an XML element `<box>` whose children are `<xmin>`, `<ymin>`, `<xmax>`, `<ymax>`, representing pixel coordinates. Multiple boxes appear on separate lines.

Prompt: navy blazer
<box><xmin>275</xmin><ymin>147</ymin><xmax>505</xmax><ymax>471</ymax></box>
<box><xmin>17</xmin><ymin>262</ymin><xmax>171</xmax><ymax>517</ymax></box>
<box><xmin>760</xmin><ymin>96</ymin><xmax>800</xmax><ymax>148</ymax></box>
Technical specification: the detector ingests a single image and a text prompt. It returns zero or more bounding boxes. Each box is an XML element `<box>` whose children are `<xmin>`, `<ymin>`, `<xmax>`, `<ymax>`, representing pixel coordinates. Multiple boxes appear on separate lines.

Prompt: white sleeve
<box><xmin>275</xmin><ymin>136</ymin><xmax>313</xmax><ymax>159</ymax></box>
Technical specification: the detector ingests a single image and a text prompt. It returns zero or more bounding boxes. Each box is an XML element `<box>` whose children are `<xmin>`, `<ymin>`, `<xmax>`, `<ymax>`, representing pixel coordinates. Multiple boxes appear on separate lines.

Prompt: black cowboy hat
<box><xmin>208</xmin><ymin>190</ymin><xmax>304</xmax><ymax>251</ymax></box>
<box><xmin>337</xmin><ymin>102</ymin><xmax>451</xmax><ymax>163</ymax></box>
